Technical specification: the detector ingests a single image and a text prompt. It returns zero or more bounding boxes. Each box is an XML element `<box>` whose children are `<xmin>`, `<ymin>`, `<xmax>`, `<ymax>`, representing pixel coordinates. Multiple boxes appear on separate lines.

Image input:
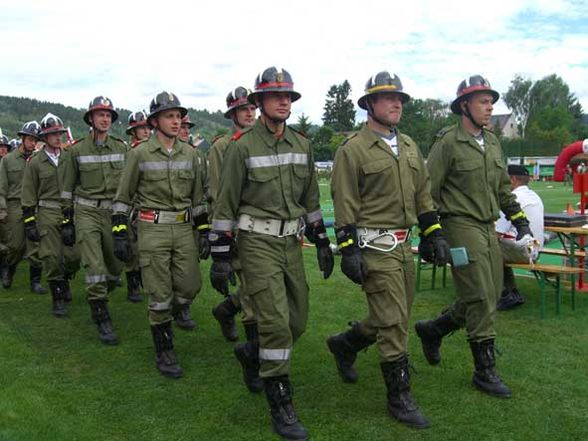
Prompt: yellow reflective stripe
<box><xmin>510</xmin><ymin>211</ymin><xmax>526</xmax><ymax>221</ymax></box>
<box><xmin>338</xmin><ymin>238</ymin><xmax>354</xmax><ymax>248</ymax></box>
<box><xmin>24</xmin><ymin>216</ymin><xmax>36</xmax><ymax>224</ymax></box>
<box><xmin>112</xmin><ymin>225</ymin><xmax>128</xmax><ymax>233</ymax></box>
<box><xmin>196</xmin><ymin>224</ymin><xmax>211</xmax><ymax>231</ymax></box>
<box><xmin>367</xmin><ymin>84</ymin><xmax>397</xmax><ymax>93</ymax></box>
<box><xmin>423</xmin><ymin>223</ymin><xmax>441</xmax><ymax>237</ymax></box>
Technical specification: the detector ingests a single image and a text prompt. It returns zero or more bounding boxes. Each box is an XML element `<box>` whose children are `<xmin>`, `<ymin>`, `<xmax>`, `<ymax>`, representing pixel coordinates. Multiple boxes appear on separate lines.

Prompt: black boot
<box><xmin>212</xmin><ymin>295</ymin><xmax>240</xmax><ymax>341</ymax></box>
<box><xmin>30</xmin><ymin>265</ymin><xmax>47</xmax><ymax>294</ymax></box>
<box><xmin>151</xmin><ymin>321</ymin><xmax>183</xmax><ymax>379</ymax></box>
<box><xmin>2</xmin><ymin>264</ymin><xmax>17</xmax><ymax>289</ymax></box>
<box><xmin>264</xmin><ymin>376</ymin><xmax>309</xmax><ymax>440</ymax></box>
<box><xmin>326</xmin><ymin>321</ymin><xmax>375</xmax><ymax>383</ymax></box>
<box><xmin>414</xmin><ymin>311</ymin><xmax>460</xmax><ymax>365</ymax></box>
<box><xmin>126</xmin><ymin>271</ymin><xmax>143</xmax><ymax>303</ymax></box>
<box><xmin>234</xmin><ymin>323</ymin><xmax>263</xmax><ymax>393</ymax></box>
<box><xmin>89</xmin><ymin>300</ymin><xmax>118</xmax><ymax>345</ymax></box>
<box><xmin>381</xmin><ymin>356</ymin><xmax>430</xmax><ymax>429</ymax></box>
<box><xmin>497</xmin><ymin>288</ymin><xmax>525</xmax><ymax>311</ymax></box>
<box><xmin>469</xmin><ymin>339</ymin><xmax>512</xmax><ymax>398</ymax></box>
<box><xmin>49</xmin><ymin>280</ymin><xmax>67</xmax><ymax>317</ymax></box>
<box><xmin>173</xmin><ymin>304</ymin><xmax>196</xmax><ymax>330</ymax></box>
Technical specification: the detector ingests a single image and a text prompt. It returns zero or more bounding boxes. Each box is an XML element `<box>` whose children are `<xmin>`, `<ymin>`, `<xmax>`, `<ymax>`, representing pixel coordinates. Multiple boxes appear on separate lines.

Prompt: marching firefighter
<box><xmin>208</xmin><ymin>86</ymin><xmax>257</xmax><ymax>345</ymax></box>
<box><xmin>328</xmin><ymin>71</ymin><xmax>450</xmax><ymax>429</ymax></box>
<box><xmin>210</xmin><ymin>67</ymin><xmax>334</xmax><ymax>440</ymax></box>
<box><xmin>21</xmin><ymin>113</ymin><xmax>80</xmax><ymax>316</ymax></box>
<box><xmin>61</xmin><ymin>96</ymin><xmax>129</xmax><ymax>345</ymax></box>
<box><xmin>122</xmin><ymin>110</ymin><xmax>152</xmax><ymax>303</ymax></box>
<box><xmin>0</xmin><ymin>121</ymin><xmax>46</xmax><ymax>293</ymax></box>
<box><xmin>414</xmin><ymin>75</ymin><xmax>532</xmax><ymax>398</ymax></box>
<box><xmin>113</xmin><ymin>91</ymin><xmax>207</xmax><ymax>378</ymax></box>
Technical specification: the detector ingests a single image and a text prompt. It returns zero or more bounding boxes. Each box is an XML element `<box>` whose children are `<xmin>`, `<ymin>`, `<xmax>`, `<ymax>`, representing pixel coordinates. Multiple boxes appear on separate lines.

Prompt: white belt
<box><xmin>357</xmin><ymin>227</ymin><xmax>410</xmax><ymax>252</ymax></box>
<box><xmin>139</xmin><ymin>209</ymin><xmax>191</xmax><ymax>224</ymax></box>
<box><xmin>75</xmin><ymin>196</ymin><xmax>113</xmax><ymax>209</ymax></box>
<box><xmin>38</xmin><ymin>200</ymin><xmax>61</xmax><ymax>209</ymax></box>
<box><xmin>238</xmin><ymin>214</ymin><xmax>302</xmax><ymax>237</ymax></box>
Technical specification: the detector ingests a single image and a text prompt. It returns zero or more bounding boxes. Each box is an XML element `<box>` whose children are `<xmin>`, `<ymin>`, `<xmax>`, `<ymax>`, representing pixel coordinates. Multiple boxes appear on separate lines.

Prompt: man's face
<box><xmin>178</xmin><ymin>124</ymin><xmax>191</xmax><ymax>142</ymax></box>
<box><xmin>90</xmin><ymin>110</ymin><xmax>113</xmax><ymax>133</ymax></box>
<box><xmin>462</xmin><ymin>92</ymin><xmax>494</xmax><ymax>126</ymax></box>
<box><xmin>153</xmin><ymin>110</ymin><xmax>182</xmax><ymax>137</ymax></box>
<box><xmin>0</xmin><ymin>146</ymin><xmax>7</xmax><ymax>158</ymax></box>
<box><xmin>45</xmin><ymin>132</ymin><xmax>63</xmax><ymax>149</ymax></box>
<box><xmin>133</xmin><ymin>126</ymin><xmax>150</xmax><ymax>141</ymax></box>
<box><xmin>234</xmin><ymin>104</ymin><xmax>257</xmax><ymax>128</ymax></box>
<box><xmin>260</xmin><ymin>92</ymin><xmax>292</xmax><ymax>122</ymax></box>
<box><xmin>21</xmin><ymin>135</ymin><xmax>37</xmax><ymax>152</ymax></box>
<box><xmin>370</xmin><ymin>93</ymin><xmax>403</xmax><ymax>126</ymax></box>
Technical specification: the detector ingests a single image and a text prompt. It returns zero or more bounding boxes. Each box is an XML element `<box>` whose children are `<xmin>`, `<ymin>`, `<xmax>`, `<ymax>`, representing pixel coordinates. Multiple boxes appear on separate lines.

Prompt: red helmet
<box><xmin>126</xmin><ymin>110</ymin><xmax>149</xmax><ymax>135</ymax></box>
<box><xmin>40</xmin><ymin>113</ymin><xmax>67</xmax><ymax>137</ymax></box>
<box><xmin>450</xmin><ymin>75</ymin><xmax>499</xmax><ymax>115</ymax></box>
<box><xmin>224</xmin><ymin>87</ymin><xmax>254</xmax><ymax>118</ymax></box>
<box><xmin>84</xmin><ymin>96</ymin><xmax>119</xmax><ymax>125</ymax></box>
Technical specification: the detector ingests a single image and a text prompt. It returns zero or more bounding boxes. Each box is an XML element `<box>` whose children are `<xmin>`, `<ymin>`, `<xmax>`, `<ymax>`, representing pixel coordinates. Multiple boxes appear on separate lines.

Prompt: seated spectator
<box><xmin>495</xmin><ymin>165</ymin><xmax>545</xmax><ymax>310</ymax></box>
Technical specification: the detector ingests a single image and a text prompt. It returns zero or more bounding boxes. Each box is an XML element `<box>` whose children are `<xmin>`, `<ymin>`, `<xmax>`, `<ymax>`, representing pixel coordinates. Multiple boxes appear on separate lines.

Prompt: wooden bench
<box><xmin>506</xmin><ymin>262</ymin><xmax>583</xmax><ymax>318</ymax></box>
<box><xmin>540</xmin><ymin>248</ymin><xmax>587</xmax><ymax>258</ymax></box>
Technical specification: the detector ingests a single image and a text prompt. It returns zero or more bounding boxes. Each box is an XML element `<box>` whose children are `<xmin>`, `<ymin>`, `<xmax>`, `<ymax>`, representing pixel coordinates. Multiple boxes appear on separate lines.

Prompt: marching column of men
<box><xmin>0</xmin><ymin>68</ymin><xmax>529</xmax><ymax>440</ymax></box>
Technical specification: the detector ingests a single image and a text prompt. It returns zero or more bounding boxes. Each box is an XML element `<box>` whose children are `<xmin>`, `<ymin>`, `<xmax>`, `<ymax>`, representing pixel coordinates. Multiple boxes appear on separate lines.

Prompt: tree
<box><xmin>504</xmin><ymin>74</ymin><xmax>532</xmax><ymax>138</ymax></box>
<box><xmin>294</xmin><ymin>113</ymin><xmax>312</xmax><ymax>137</ymax></box>
<box><xmin>322</xmin><ymin>80</ymin><xmax>355</xmax><ymax>132</ymax></box>
<box><xmin>526</xmin><ymin>105</ymin><xmax>574</xmax><ymax>150</ymax></box>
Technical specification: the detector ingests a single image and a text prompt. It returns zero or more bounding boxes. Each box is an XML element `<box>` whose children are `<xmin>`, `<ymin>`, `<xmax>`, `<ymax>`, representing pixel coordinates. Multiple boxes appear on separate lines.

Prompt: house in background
<box><xmin>489</xmin><ymin>113</ymin><xmax>519</xmax><ymax>138</ymax></box>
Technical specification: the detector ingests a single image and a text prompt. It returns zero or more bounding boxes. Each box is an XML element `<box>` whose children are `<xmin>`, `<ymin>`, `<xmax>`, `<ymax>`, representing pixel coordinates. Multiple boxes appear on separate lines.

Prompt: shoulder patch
<box><xmin>71</xmin><ymin>138</ymin><xmax>82</xmax><ymax>146</ymax></box>
<box><xmin>131</xmin><ymin>139</ymin><xmax>147</xmax><ymax>149</ymax></box>
<box><xmin>231</xmin><ymin>130</ymin><xmax>243</xmax><ymax>141</ymax></box>
<box><xmin>341</xmin><ymin>132</ymin><xmax>358</xmax><ymax>146</ymax></box>
<box><xmin>435</xmin><ymin>126</ymin><xmax>454</xmax><ymax>139</ymax></box>
<box><xmin>211</xmin><ymin>134</ymin><xmax>224</xmax><ymax>144</ymax></box>
<box><xmin>110</xmin><ymin>135</ymin><xmax>127</xmax><ymax>145</ymax></box>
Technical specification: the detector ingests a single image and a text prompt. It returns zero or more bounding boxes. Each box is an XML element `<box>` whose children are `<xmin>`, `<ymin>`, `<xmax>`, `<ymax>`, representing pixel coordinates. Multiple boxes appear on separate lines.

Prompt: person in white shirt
<box><xmin>495</xmin><ymin>164</ymin><xmax>544</xmax><ymax>310</ymax></box>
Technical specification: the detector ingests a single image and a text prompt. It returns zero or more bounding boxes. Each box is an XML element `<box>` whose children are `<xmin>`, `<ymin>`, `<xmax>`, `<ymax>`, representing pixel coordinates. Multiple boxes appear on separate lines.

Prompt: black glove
<box><xmin>209</xmin><ymin>231</ymin><xmax>236</xmax><ymax>295</ymax></box>
<box><xmin>512</xmin><ymin>216</ymin><xmax>532</xmax><ymax>240</ymax></box>
<box><xmin>306</xmin><ymin>219</ymin><xmax>334</xmax><ymax>279</ymax></box>
<box><xmin>193</xmin><ymin>212</ymin><xmax>211</xmax><ymax>260</ymax></box>
<box><xmin>417</xmin><ymin>211</ymin><xmax>451</xmax><ymax>266</ymax></box>
<box><xmin>419</xmin><ymin>231</ymin><xmax>451</xmax><ymax>266</ymax></box>
<box><xmin>61</xmin><ymin>207</ymin><xmax>76</xmax><ymax>247</ymax></box>
<box><xmin>23</xmin><ymin>206</ymin><xmax>40</xmax><ymax>242</ymax></box>
<box><xmin>112</xmin><ymin>213</ymin><xmax>131</xmax><ymax>263</ymax></box>
<box><xmin>336</xmin><ymin>225</ymin><xmax>368</xmax><ymax>285</ymax></box>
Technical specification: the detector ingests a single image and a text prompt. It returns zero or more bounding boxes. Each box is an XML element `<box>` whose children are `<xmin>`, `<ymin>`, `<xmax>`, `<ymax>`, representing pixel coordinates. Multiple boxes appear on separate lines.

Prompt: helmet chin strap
<box><xmin>367</xmin><ymin>100</ymin><xmax>395</xmax><ymax>131</ymax></box>
<box><xmin>231</xmin><ymin>114</ymin><xmax>246</xmax><ymax>131</ymax></box>
<box><xmin>258</xmin><ymin>102</ymin><xmax>289</xmax><ymax>129</ymax></box>
<box><xmin>463</xmin><ymin>102</ymin><xmax>484</xmax><ymax>130</ymax></box>
<box><xmin>156</xmin><ymin>127</ymin><xmax>176</xmax><ymax>139</ymax></box>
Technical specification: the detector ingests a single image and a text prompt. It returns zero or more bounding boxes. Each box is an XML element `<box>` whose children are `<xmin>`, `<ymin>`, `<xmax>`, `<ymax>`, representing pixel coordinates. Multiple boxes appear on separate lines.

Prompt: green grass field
<box><xmin>1</xmin><ymin>181</ymin><xmax>587</xmax><ymax>441</ymax></box>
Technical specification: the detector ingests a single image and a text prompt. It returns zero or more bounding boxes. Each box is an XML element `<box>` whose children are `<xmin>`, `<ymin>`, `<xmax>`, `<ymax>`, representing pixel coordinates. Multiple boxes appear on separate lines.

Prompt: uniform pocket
<box><xmin>363</xmin><ymin>277</ymin><xmax>400</xmax><ymax>327</ymax></box>
<box><xmin>78</xmin><ymin>163</ymin><xmax>102</xmax><ymax>190</ymax></box>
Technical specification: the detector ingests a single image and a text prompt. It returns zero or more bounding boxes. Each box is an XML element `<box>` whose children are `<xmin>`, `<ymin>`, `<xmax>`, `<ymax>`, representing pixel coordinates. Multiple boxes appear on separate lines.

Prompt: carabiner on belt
<box><xmin>357</xmin><ymin>228</ymin><xmax>399</xmax><ymax>252</ymax></box>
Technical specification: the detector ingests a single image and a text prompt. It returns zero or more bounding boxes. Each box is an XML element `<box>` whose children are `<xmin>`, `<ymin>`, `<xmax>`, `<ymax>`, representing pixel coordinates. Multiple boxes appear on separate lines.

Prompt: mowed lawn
<box><xmin>1</xmin><ymin>180</ymin><xmax>587</xmax><ymax>440</ymax></box>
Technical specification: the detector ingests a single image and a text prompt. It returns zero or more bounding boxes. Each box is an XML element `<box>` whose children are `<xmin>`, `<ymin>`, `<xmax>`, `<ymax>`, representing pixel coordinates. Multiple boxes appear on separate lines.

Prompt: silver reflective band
<box><xmin>149</xmin><ymin>300</ymin><xmax>172</xmax><ymax>311</ymax></box>
<box><xmin>60</xmin><ymin>191</ymin><xmax>73</xmax><ymax>200</ymax></box>
<box><xmin>211</xmin><ymin>245</ymin><xmax>230</xmax><ymax>253</ymax></box>
<box><xmin>192</xmin><ymin>205</ymin><xmax>207</xmax><ymax>216</ymax></box>
<box><xmin>75</xmin><ymin>196</ymin><xmax>113</xmax><ymax>209</ymax></box>
<box><xmin>212</xmin><ymin>219</ymin><xmax>235</xmax><ymax>231</ymax></box>
<box><xmin>305</xmin><ymin>210</ymin><xmax>322</xmax><ymax>224</ymax></box>
<box><xmin>38</xmin><ymin>200</ymin><xmax>61</xmax><ymax>209</ymax></box>
<box><xmin>138</xmin><ymin>160</ymin><xmax>192</xmax><ymax>171</ymax></box>
<box><xmin>77</xmin><ymin>154</ymin><xmax>125</xmax><ymax>164</ymax></box>
<box><xmin>112</xmin><ymin>202</ymin><xmax>130</xmax><ymax>213</ymax></box>
<box><xmin>259</xmin><ymin>348</ymin><xmax>291</xmax><ymax>361</ymax></box>
<box><xmin>246</xmin><ymin>153</ymin><xmax>308</xmax><ymax>169</ymax></box>
<box><xmin>85</xmin><ymin>274</ymin><xmax>108</xmax><ymax>283</ymax></box>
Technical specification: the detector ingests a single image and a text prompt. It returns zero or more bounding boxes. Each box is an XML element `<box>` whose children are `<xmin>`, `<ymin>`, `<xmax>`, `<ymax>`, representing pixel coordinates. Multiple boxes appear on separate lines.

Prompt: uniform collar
<box><xmin>148</xmin><ymin>135</ymin><xmax>181</xmax><ymax>156</ymax></box>
<box><xmin>254</xmin><ymin>119</ymin><xmax>295</xmax><ymax>149</ymax></box>
<box><xmin>361</xmin><ymin>123</ymin><xmax>405</xmax><ymax>153</ymax></box>
<box><xmin>456</xmin><ymin>120</ymin><xmax>488</xmax><ymax>152</ymax></box>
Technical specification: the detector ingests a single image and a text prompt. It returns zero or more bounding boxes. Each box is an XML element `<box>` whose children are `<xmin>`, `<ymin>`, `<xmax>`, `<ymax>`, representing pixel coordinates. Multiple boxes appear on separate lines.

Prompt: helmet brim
<box><xmin>450</xmin><ymin>89</ymin><xmax>499</xmax><ymax>115</ymax></box>
<box><xmin>17</xmin><ymin>131</ymin><xmax>40</xmax><ymax>139</ymax></box>
<box><xmin>357</xmin><ymin>91</ymin><xmax>410</xmax><ymax>110</ymax></box>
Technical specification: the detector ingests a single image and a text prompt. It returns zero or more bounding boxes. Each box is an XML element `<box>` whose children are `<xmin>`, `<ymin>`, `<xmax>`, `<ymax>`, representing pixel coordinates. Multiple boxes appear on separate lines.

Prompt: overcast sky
<box><xmin>1</xmin><ymin>0</ymin><xmax>587</xmax><ymax>123</ymax></box>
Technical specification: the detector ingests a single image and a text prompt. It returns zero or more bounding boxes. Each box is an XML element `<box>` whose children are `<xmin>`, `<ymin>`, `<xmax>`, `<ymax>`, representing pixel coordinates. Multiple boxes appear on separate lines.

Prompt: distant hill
<box><xmin>0</xmin><ymin>96</ymin><xmax>232</xmax><ymax>148</ymax></box>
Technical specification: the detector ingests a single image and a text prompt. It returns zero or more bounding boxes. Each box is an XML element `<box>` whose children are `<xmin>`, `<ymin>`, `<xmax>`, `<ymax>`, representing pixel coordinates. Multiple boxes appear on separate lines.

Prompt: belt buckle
<box><xmin>277</xmin><ymin>219</ymin><xmax>287</xmax><ymax>238</ymax></box>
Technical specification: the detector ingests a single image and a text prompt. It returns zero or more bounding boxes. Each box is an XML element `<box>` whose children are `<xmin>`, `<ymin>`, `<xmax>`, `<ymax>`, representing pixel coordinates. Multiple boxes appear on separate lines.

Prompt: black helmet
<box><xmin>83</xmin><ymin>96</ymin><xmax>119</xmax><ymax>125</ymax></box>
<box><xmin>40</xmin><ymin>113</ymin><xmax>68</xmax><ymax>136</ymax></box>
<box><xmin>147</xmin><ymin>91</ymin><xmax>187</xmax><ymax>127</ymax></box>
<box><xmin>358</xmin><ymin>71</ymin><xmax>410</xmax><ymax>110</ymax></box>
<box><xmin>0</xmin><ymin>133</ymin><xmax>9</xmax><ymax>146</ymax></box>
<box><xmin>450</xmin><ymin>75</ymin><xmax>499</xmax><ymax>115</ymax></box>
<box><xmin>18</xmin><ymin>121</ymin><xmax>41</xmax><ymax>139</ymax></box>
<box><xmin>224</xmin><ymin>87</ymin><xmax>254</xmax><ymax>118</ymax></box>
<box><xmin>126</xmin><ymin>110</ymin><xmax>149</xmax><ymax>135</ymax></box>
<box><xmin>8</xmin><ymin>138</ymin><xmax>21</xmax><ymax>151</ymax></box>
<box><xmin>248</xmin><ymin>67</ymin><xmax>301</xmax><ymax>104</ymax></box>
<box><xmin>181</xmin><ymin>114</ymin><xmax>195</xmax><ymax>128</ymax></box>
